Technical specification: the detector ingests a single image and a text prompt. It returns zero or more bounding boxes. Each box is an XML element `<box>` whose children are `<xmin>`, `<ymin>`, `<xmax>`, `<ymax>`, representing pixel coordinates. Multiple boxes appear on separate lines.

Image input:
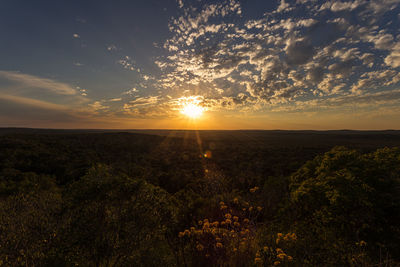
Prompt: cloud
<box><xmin>0</xmin><ymin>71</ymin><xmax>95</xmax><ymax>126</ymax></box>
<box><xmin>107</xmin><ymin>44</ymin><xmax>117</xmax><ymax>51</ymax></box>
<box><xmin>88</xmin><ymin>101</ymin><xmax>109</xmax><ymax>112</ymax></box>
<box><xmin>73</xmin><ymin>33</ymin><xmax>80</xmax><ymax>38</ymax></box>
<box><xmin>118</xmin><ymin>56</ymin><xmax>138</xmax><ymax>71</ymax></box>
<box><xmin>385</xmin><ymin>41</ymin><xmax>400</xmax><ymax>68</ymax></box>
<box><xmin>0</xmin><ymin>93</ymin><xmax>69</xmax><ymax>111</ymax></box>
<box><xmin>0</xmin><ymin>93</ymin><xmax>94</xmax><ymax>127</ymax></box>
<box><xmin>109</xmin><ymin>98</ymin><xmax>122</xmax><ymax>102</ymax></box>
<box><xmin>151</xmin><ymin>0</ymin><xmax>400</xmax><ymax>114</ymax></box>
<box><xmin>285</xmin><ymin>39</ymin><xmax>315</xmax><ymax>65</ymax></box>
<box><xmin>0</xmin><ymin>71</ymin><xmax>78</xmax><ymax>95</ymax></box>
<box><xmin>276</xmin><ymin>0</ymin><xmax>291</xmax><ymax>12</ymax></box>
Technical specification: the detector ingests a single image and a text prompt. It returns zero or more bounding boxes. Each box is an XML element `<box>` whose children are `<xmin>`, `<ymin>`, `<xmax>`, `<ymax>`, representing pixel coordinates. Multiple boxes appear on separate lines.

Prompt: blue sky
<box><xmin>1</xmin><ymin>0</ymin><xmax>400</xmax><ymax>129</ymax></box>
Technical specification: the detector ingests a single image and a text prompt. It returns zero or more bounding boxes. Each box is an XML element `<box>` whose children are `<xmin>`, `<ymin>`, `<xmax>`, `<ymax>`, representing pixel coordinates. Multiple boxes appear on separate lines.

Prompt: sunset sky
<box><xmin>1</xmin><ymin>0</ymin><xmax>400</xmax><ymax>129</ymax></box>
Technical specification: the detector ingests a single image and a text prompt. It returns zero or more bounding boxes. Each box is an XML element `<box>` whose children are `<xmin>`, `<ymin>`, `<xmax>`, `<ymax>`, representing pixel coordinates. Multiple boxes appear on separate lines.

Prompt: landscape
<box><xmin>1</xmin><ymin>0</ymin><xmax>400</xmax><ymax>266</ymax></box>
<box><xmin>0</xmin><ymin>129</ymin><xmax>399</xmax><ymax>266</ymax></box>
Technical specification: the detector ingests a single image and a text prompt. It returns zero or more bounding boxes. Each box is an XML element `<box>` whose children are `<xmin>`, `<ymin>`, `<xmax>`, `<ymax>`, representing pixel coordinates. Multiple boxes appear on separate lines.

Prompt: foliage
<box><xmin>288</xmin><ymin>146</ymin><xmax>400</xmax><ymax>265</ymax></box>
<box><xmin>0</xmin><ymin>131</ymin><xmax>399</xmax><ymax>266</ymax></box>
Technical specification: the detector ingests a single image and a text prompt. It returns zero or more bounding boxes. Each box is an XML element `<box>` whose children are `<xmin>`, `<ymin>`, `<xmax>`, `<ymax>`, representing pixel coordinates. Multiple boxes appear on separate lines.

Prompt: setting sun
<box><xmin>181</xmin><ymin>103</ymin><xmax>204</xmax><ymax>119</ymax></box>
<box><xmin>178</xmin><ymin>96</ymin><xmax>205</xmax><ymax>119</ymax></box>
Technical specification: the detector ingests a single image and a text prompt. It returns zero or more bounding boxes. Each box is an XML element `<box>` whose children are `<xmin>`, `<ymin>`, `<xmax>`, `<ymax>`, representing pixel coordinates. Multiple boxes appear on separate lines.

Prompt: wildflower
<box><xmin>196</xmin><ymin>244</ymin><xmax>204</xmax><ymax>251</ymax></box>
<box><xmin>290</xmin><ymin>233</ymin><xmax>297</xmax><ymax>240</ymax></box>
<box><xmin>220</xmin><ymin>201</ymin><xmax>225</xmax><ymax>206</ymax></box>
<box><xmin>233</xmin><ymin>197</ymin><xmax>239</xmax><ymax>204</ymax></box>
<box><xmin>225</xmin><ymin>213</ymin><xmax>232</xmax><ymax>219</ymax></box>
<box><xmin>284</xmin><ymin>234</ymin><xmax>289</xmax><ymax>241</ymax></box>
<box><xmin>205</xmin><ymin>254</ymin><xmax>210</xmax><ymax>258</ymax></box>
<box><xmin>233</xmin><ymin>248</ymin><xmax>238</xmax><ymax>252</ymax></box>
<box><xmin>250</xmin><ymin>186</ymin><xmax>259</xmax><ymax>193</ymax></box>
<box><xmin>225</xmin><ymin>219</ymin><xmax>232</xmax><ymax>224</ymax></box>
<box><xmin>216</xmin><ymin>237</ymin><xmax>221</xmax><ymax>242</ymax></box>
<box><xmin>198</xmin><ymin>220</ymin><xmax>203</xmax><ymax>225</ymax></box>
<box><xmin>277</xmin><ymin>233</ymin><xmax>283</xmax><ymax>238</ymax></box>
<box><xmin>242</xmin><ymin>208</ymin><xmax>246</xmax><ymax>211</ymax></box>
<box><xmin>234</xmin><ymin>222</ymin><xmax>240</xmax><ymax>227</ymax></box>
<box><xmin>359</xmin><ymin>240</ymin><xmax>367</xmax><ymax>246</ymax></box>
<box><xmin>178</xmin><ymin>232</ymin><xmax>184</xmax><ymax>238</ymax></box>
<box><xmin>276</xmin><ymin>248</ymin><xmax>283</xmax><ymax>254</ymax></box>
<box><xmin>216</xmin><ymin>242</ymin><xmax>223</xmax><ymax>248</ymax></box>
<box><xmin>263</xmin><ymin>246</ymin><xmax>268</xmax><ymax>252</ymax></box>
<box><xmin>184</xmin><ymin>229</ymin><xmax>190</xmax><ymax>236</ymax></box>
<box><xmin>288</xmin><ymin>256</ymin><xmax>293</xmax><ymax>261</ymax></box>
<box><xmin>243</xmin><ymin>218</ymin><xmax>249</xmax><ymax>224</ymax></box>
<box><xmin>204</xmin><ymin>219</ymin><xmax>209</xmax><ymax>223</ymax></box>
<box><xmin>213</xmin><ymin>221</ymin><xmax>219</xmax><ymax>227</ymax></box>
<box><xmin>190</xmin><ymin>227</ymin><xmax>195</xmax><ymax>231</ymax></box>
<box><xmin>220</xmin><ymin>205</ymin><xmax>228</xmax><ymax>210</ymax></box>
<box><xmin>256</xmin><ymin>251</ymin><xmax>261</xmax><ymax>257</ymax></box>
<box><xmin>274</xmin><ymin>261</ymin><xmax>280</xmax><ymax>266</ymax></box>
<box><xmin>257</xmin><ymin>206</ymin><xmax>262</xmax><ymax>211</ymax></box>
<box><xmin>249</xmin><ymin>207</ymin><xmax>253</xmax><ymax>212</ymax></box>
<box><xmin>221</xmin><ymin>221</ymin><xmax>226</xmax><ymax>226</ymax></box>
<box><xmin>277</xmin><ymin>253</ymin><xmax>286</xmax><ymax>260</ymax></box>
<box><xmin>233</xmin><ymin>216</ymin><xmax>239</xmax><ymax>221</ymax></box>
<box><xmin>254</xmin><ymin>257</ymin><xmax>262</xmax><ymax>264</ymax></box>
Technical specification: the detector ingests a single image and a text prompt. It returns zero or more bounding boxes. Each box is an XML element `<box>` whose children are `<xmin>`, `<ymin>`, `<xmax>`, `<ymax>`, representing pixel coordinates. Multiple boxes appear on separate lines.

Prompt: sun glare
<box><xmin>181</xmin><ymin>103</ymin><xmax>204</xmax><ymax>119</ymax></box>
<box><xmin>178</xmin><ymin>96</ymin><xmax>205</xmax><ymax>119</ymax></box>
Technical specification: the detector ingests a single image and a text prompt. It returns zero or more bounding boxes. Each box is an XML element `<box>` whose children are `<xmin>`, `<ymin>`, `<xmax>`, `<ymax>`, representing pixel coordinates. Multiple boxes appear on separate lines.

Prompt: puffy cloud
<box><xmin>285</xmin><ymin>39</ymin><xmax>314</xmax><ymax>65</ymax></box>
<box><xmin>276</xmin><ymin>0</ymin><xmax>291</xmax><ymax>12</ymax></box>
<box><xmin>384</xmin><ymin>41</ymin><xmax>400</xmax><ymax>68</ymax></box>
<box><xmin>307</xmin><ymin>66</ymin><xmax>324</xmax><ymax>83</ymax></box>
<box><xmin>148</xmin><ymin>0</ymin><xmax>400</xmax><ymax>116</ymax></box>
<box><xmin>320</xmin><ymin>0</ymin><xmax>364</xmax><ymax>12</ymax></box>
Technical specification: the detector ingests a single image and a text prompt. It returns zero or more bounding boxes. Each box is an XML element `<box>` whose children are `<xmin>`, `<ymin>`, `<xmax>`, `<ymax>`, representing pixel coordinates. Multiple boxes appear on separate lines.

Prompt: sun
<box><xmin>181</xmin><ymin>103</ymin><xmax>204</xmax><ymax>119</ymax></box>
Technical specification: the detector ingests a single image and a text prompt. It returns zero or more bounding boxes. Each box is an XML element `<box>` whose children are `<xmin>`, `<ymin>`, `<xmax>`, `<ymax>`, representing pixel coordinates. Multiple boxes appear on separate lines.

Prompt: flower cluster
<box><xmin>255</xmin><ymin>233</ymin><xmax>296</xmax><ymax>265</ymax></box>
<box><xmin>178</xmin><ymin>196</ymin><xmax>264</xmax><ymax>265</ymax></box>
<box><xmin>177</xmin><ymin>189</ymin><xmax>296</xmax><ymax>266</ymax></box>
<box><xmin>249</xmin><ymin>186</ymin><xmax>259</xmax><ymax>193</ymax></box>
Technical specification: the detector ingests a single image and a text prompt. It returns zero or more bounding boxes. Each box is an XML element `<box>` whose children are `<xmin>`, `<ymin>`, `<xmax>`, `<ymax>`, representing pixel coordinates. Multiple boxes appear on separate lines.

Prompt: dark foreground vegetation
<box><xmin>0</xmin><ymin>129</ymin><xmax>400</xmax><ymax>266</ymax></box>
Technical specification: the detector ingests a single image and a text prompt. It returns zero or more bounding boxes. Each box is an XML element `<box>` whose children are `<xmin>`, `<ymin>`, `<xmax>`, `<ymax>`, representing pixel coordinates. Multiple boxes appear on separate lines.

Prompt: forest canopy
<box><xmin>0</xmin><ymin>130</ymin><xmax>399</xmax><ymax>266</ymax></box>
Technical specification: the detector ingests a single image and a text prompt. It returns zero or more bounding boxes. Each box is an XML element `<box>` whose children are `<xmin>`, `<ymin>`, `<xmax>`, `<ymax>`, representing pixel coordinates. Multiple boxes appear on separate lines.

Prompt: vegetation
<box><xmin>0</xmin><ymin>130</ymin><xmax>399</xmax><ymax>266</ymax></box>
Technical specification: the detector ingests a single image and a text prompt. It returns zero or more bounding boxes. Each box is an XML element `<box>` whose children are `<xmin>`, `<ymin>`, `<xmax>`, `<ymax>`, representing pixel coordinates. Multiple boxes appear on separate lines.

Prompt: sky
<box><xmin>1</xmin><ymin>0</ymin><xmax>400</xmax><ymax>130</ymax></box>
